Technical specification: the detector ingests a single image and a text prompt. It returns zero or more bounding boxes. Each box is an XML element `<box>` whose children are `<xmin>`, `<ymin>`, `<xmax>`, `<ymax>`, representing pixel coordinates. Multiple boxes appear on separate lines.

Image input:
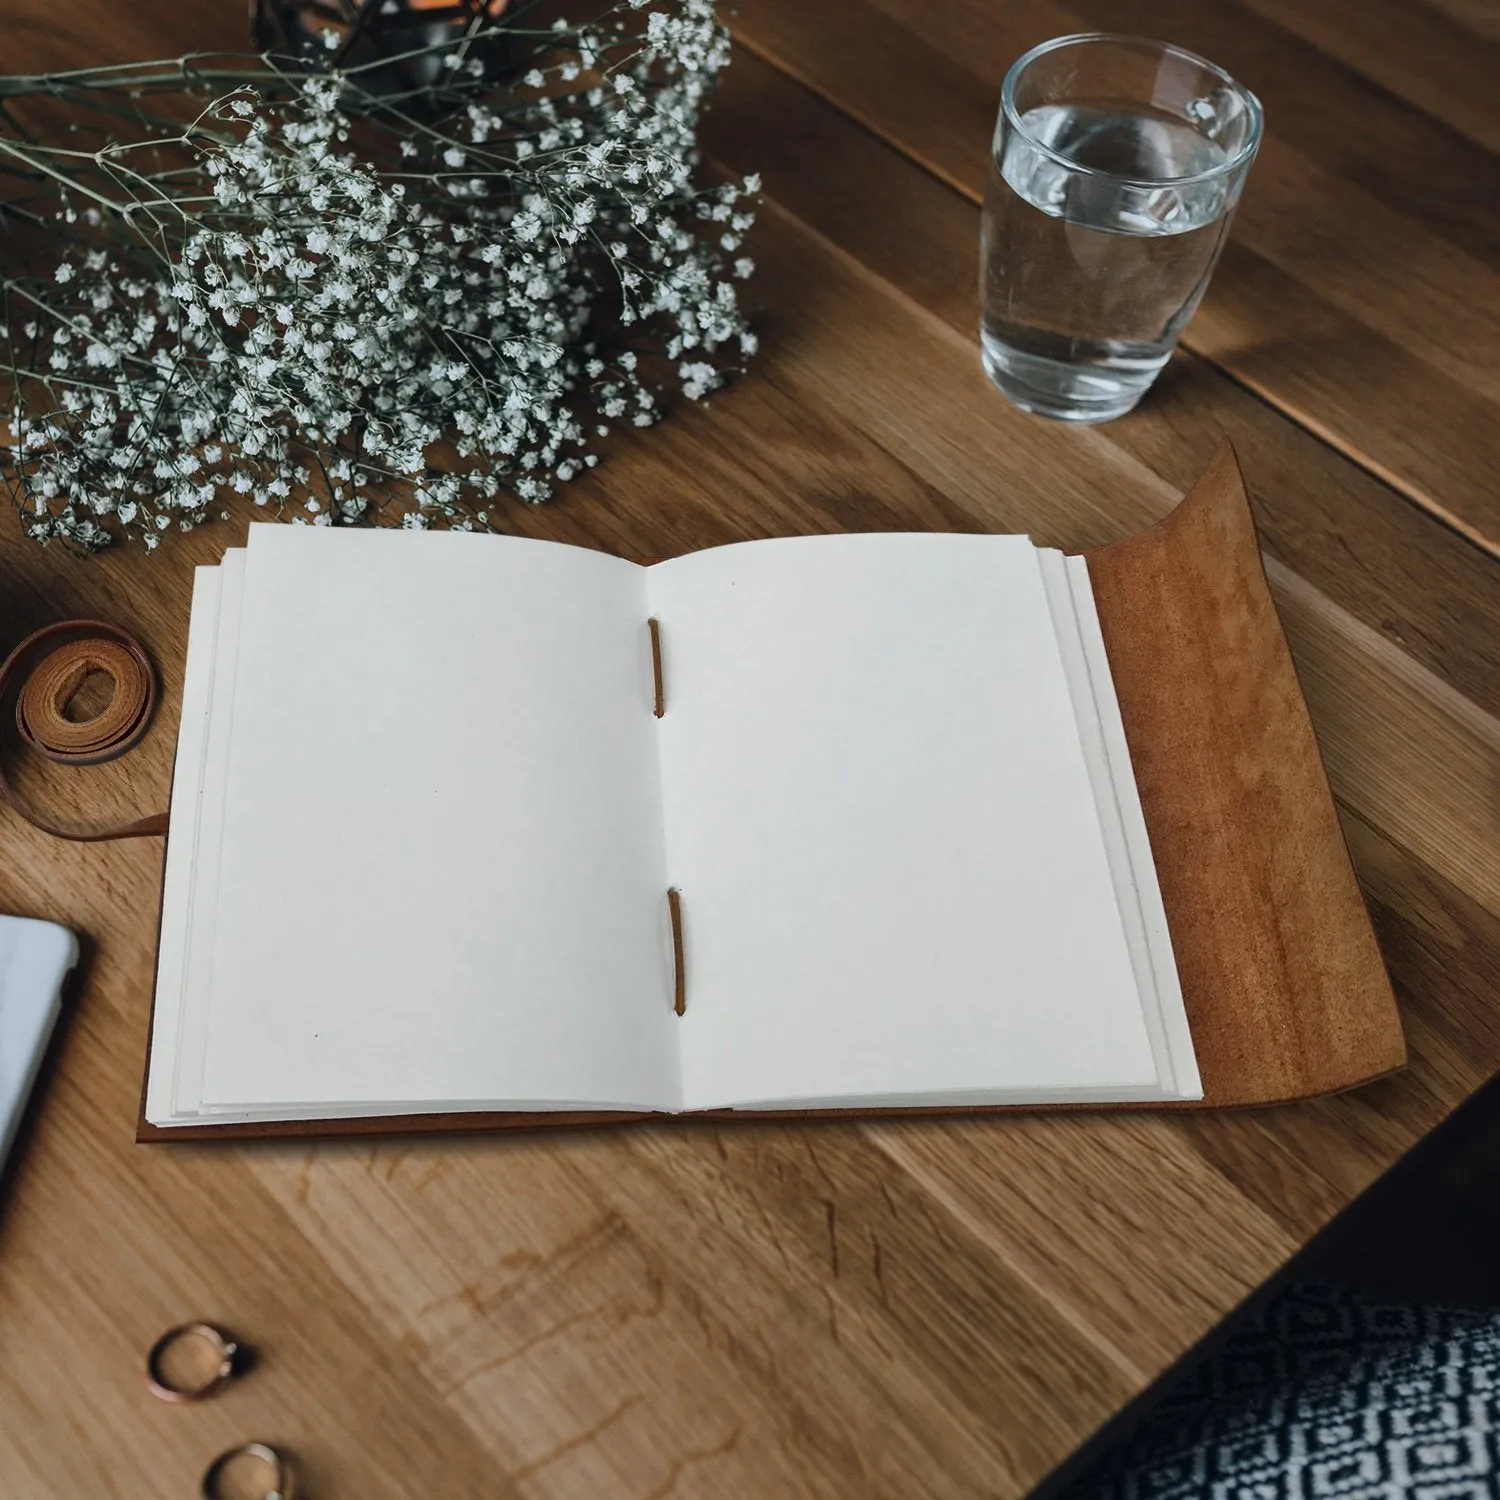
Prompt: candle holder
<box><xmin>251</xmin><ymin>0</ymin><xmax>510</xmax><ymax>91</ymax></box>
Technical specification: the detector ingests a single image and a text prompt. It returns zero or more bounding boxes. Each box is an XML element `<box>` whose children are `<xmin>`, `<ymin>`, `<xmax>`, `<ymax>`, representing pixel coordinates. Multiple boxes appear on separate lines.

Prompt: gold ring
<box><xmin>145</xmin><ymin>1321</ymin><xmax>239</xmax><ymax>1403</ymax></box>
<box><xmin>201</xmin><ymin>1442</ymin><xmax>293</xmax><ymax>1500</ymax></box>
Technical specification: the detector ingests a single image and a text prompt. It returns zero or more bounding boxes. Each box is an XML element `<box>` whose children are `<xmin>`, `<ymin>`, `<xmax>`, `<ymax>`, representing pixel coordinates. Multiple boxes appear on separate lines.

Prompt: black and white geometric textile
<box><xmin>1057</xmin><ymin>1282</ymin><xmax>1500</xmax><ymax>1500</ymax></box>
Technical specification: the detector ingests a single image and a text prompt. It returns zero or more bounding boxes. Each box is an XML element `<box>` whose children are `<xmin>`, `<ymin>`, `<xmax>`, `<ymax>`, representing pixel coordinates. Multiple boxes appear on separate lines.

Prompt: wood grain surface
<box><xmin>1</xmin><ymin>3</ymin><xmax>1497</xmax><ymax>1497</ymax></box>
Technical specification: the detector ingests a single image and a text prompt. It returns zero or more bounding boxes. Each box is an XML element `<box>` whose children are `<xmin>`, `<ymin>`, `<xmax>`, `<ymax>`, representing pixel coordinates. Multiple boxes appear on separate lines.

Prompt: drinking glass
<box><xmin>980</xmin><ymin>33</ymin><xmax>1262</xmax><ymax>423</ymax></box>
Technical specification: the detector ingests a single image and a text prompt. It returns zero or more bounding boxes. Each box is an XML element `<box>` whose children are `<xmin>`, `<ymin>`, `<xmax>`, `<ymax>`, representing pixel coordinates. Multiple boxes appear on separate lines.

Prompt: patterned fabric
<box><xmin>1059</xmin><ymin>1283</ymin><xmax>1500</xmax><ymax>1500</ymax></box>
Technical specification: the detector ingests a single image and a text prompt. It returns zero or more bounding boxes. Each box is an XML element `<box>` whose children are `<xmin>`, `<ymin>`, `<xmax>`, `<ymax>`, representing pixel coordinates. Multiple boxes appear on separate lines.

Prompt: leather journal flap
<box><xmin>1083</xmin><ymin>441</ymin><xmax>1403</xmax><ymax>1107</ymax></box>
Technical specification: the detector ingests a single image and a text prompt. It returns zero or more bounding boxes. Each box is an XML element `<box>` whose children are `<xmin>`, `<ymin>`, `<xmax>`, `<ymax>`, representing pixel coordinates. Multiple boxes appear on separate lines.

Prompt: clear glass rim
<box><xmin>1000</xmin><ymin>32</ymin><xmax>1264</xmax><ymax>188</ymax></box>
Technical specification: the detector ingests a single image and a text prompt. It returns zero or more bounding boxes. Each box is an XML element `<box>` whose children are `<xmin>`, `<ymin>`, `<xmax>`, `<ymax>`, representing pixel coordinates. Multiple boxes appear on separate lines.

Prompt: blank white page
<box><xmin>1043</xmin><ymin>551</ymin><xmax>1200</xmax><ymax>1099</ymax></box>
<box><xmin>647</xmin><ymin>534</ymin><xmax>1161</xmax><ymax>1110</ymax></box>
<box><xmin>146</xmin><ymin>562</ymin><xmax>224</xmax><ymax>1125</ymax></box>
<box><xmin>171</xmin><ymin>549</ymin><xmax>249</xmax><ymax>1118</ymax></box>
<box><xmin>199</xmin><ymin>527</ymin><xmax>680</xmax><ymax>1112</ymax></box>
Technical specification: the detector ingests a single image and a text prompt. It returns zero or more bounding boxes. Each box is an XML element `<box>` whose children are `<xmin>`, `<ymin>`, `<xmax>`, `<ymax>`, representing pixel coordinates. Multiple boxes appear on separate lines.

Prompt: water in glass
<box><xmin>980</xmin><ymin>43</ymin><xmax>1259</xmax><ymax>424</ymax></box>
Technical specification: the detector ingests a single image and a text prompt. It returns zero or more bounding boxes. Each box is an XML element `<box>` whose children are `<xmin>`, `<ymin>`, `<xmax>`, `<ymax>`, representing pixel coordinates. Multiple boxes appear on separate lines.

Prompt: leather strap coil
<box><xmin>0</xmin><ymin>620</ymin><xmax>169</xmax><ymax>842</ymax></box>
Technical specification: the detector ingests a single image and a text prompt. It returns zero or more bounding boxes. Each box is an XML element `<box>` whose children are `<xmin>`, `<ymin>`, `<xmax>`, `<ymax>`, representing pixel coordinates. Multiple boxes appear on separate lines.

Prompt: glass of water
<box><xmin>980</xmin><ymin>33</ymin><xmax>1262</xmax><ymax>423</ymax></box>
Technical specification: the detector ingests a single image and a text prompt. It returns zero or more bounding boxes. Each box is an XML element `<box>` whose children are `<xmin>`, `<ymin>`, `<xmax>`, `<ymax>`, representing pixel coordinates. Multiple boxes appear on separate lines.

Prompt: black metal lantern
<box><xmin>251</xmin><ymin>0</ymin><xmax>511</xmax><ymax>91</ymax></box>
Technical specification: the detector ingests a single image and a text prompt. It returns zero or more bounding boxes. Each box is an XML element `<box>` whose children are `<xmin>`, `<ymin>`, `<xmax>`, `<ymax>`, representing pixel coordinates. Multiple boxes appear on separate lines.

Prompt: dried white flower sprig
<box><xmin>0</xmin><ymin>0</ymin><xmax>757</xmax><ymax>550</ymax></box>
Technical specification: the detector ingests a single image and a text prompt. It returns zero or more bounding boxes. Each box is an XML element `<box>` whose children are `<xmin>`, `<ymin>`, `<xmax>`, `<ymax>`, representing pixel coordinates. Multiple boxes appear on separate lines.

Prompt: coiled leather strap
<box><xmin>0</xmin><ymin>620</ymin><xmax>168</xmax><ymax>842</ymax></box>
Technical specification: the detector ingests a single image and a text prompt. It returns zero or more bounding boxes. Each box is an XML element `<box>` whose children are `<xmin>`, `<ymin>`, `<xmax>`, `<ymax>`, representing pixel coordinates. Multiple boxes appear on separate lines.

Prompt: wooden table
<box><xmin>3</xmin><ymin>2</ymin><xmax>1498</xmax><ymax>1496</ymax></box>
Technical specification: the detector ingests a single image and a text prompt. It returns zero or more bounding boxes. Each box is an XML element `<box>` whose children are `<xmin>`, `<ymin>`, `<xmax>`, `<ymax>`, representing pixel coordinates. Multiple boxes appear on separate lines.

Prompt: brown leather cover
<box><xmin>136</xmin><ymin>442</ymin><xmax>1406</xmax><ymax>1142</ymax></box>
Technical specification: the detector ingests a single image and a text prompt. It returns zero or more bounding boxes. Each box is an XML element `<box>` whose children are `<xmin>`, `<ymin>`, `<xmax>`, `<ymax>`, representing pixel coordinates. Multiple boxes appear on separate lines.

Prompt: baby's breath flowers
<box><xmin>0</xmin><ymin>0</ymin><xmax>757</xmax><ymax>550</ymax></box>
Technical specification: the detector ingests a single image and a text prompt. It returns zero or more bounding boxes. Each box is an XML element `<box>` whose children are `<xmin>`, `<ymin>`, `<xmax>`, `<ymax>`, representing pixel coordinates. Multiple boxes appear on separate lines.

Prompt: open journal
<box><xmin>144</xmin><ymin>524</ymin><xmax>1204</xmax><ymax>1130</ymax></box>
